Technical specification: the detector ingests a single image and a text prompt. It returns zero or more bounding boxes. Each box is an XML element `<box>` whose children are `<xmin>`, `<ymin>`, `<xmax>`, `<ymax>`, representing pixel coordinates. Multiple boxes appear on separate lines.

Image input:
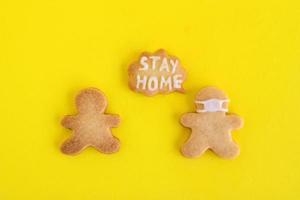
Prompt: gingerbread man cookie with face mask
<box><xmin>61</xmin><ymin>88</ymin><xmax>121</xmax><ymax>155</ymax></box>
<box><xmin>180</xmin><ymin>87</ymin><xmax>244</xmax><ymax>159</ymax></box>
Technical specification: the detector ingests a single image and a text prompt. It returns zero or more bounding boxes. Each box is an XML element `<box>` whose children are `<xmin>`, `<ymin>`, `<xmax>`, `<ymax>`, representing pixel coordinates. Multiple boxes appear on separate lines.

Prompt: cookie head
<box><xmin>76</xmin><ymin>88</ymin><xmax>107</xmax><ymax>114</ymax></box>
<box><xmin>195</xmin><ymin>87</ymin><xmax>229</xmax><ymax>113</ymax></box>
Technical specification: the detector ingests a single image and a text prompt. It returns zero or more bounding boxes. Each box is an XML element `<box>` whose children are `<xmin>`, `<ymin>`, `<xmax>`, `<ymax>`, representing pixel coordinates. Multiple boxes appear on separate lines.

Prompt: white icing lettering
<box><xmin>170</xmin><ymin>59</ymin><xmax>178</xmax><ymax>74</ymax></box>
<box><xmin>149</xmin><ymin>56</ymin><xmax>160</xmax><ymax>70</ymax></box>
<box><xmin>139</xmin><ymin>56</ymin><xmax>148</xmax><ymax>71</ymax></box>
<box><xmin>148</xmin><ymin>76</ymin><xmax>158</xmax><ymax>91</ymax></box>
<box><xmin>159</xmin><ymin>57</ymin><xmax>170</xmax><ymax>72</ymax></box>
<box><xmin>173</xmin><ymin>74</ymin><xmax>183</xmax><ymax>89</ymax></box>
<box><xmin>160</xmin><ymin>76</ymin><xmax>172</xmax><ymax>90</ymax></box>
<box><xmin>136</xmin><ymin>75</ymin><xmax>147</xmax><ymax>90</ymax></box>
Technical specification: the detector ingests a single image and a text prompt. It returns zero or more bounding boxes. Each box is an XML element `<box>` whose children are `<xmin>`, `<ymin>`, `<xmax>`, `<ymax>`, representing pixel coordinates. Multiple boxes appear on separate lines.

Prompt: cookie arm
<box><xmin>225</xmin><ymin>115</ymin><xmax>244</xmax><ymax>130</ymax></box>
<box><xmin>104</xmin><ymin>114</ymin><xmax>121</xmax><ymax>128</ymax></box>
<box><xmin>180</xmin><ymin>113</ymin><xmax>198</xmax><ymax>127</ymax></box>
<box><xmin>61</xmin><ymin>115</ymin><xmax>77</xmax><ymax>129</ymax></box>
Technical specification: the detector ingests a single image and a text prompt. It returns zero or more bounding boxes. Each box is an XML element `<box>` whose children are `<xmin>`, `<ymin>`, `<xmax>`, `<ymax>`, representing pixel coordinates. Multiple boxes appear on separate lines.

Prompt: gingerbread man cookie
<box><xmin>180</xmin><ymin>87</ymin><xmax>244</xmax><ymax>159</ymax></box>
<box><xmin>61</xmin><ymin>88</ymin><xmax>121</xmax><ymax>155</ymax></box>
<box><xmin>128</xmin><ymin>49</ymin><xmax>186</xmax><ymax>96</ymax></box>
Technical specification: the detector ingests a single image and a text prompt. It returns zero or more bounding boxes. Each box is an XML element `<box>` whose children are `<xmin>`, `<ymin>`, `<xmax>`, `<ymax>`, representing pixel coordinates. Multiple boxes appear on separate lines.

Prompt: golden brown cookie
<box><xmin>180</xmin><ymin>87</ymin><xmax>244</xmax><ymax>159</ymax></box>
<box><xmin>61</xmin><ymin>88</ymin><xmax>121</xmax><ymax>155</ymax></box>
<box><xmin>128</xmin><ymin>49</ymin><xmax>186</xmax><ymax>96</ymax></box>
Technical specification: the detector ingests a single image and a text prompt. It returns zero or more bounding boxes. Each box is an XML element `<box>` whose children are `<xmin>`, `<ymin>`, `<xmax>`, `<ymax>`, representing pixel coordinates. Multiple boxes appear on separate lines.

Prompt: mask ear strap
<box><xmin>221</xmin><ymin>99</ymin><xmax>229</xmax><ymax>112</ymax></box>
<box><xmin>195</xmin><ymin>100</ymin><xmax>206</xmax><ymax>113</ymax></box>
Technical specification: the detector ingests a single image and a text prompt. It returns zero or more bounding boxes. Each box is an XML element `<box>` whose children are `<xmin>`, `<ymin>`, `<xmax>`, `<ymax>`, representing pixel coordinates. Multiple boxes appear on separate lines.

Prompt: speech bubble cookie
<box><xmin>128</xmin><ymin>49</ymin><xmax>187</xmax><ymax>96</ymax></box>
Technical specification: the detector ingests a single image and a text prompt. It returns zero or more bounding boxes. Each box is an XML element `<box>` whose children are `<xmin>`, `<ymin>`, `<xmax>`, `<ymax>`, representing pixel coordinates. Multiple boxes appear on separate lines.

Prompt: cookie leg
<box><xmin>93</xmin><ymin>137</ymin><xmax>120</xmax><ymax>154</ymax></box>
<box><xmin>211</xmin><ymin>140</ymin><xmax>240</xmax><ymax>159</ymax></box>
<box><xmin>61</xmin><ymin>137</ymin><xmax>87</xmax><ymax>155</ymax></box>
<box><xmin>181</xmin><ymin>136</ymin><xmax>209</xmax><ymax>158</ymax></box>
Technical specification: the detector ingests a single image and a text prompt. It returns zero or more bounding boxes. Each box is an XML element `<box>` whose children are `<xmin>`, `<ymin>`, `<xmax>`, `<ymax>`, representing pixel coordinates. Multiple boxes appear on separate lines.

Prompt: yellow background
<box><xmin>0</xmin><ymin>0</ymin><xmax>299</xmax><ymax>199</ymax></box>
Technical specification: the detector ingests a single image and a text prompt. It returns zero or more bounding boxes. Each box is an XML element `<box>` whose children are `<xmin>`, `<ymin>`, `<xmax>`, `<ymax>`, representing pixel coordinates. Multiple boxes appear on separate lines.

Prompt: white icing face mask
<box><xmin>195</xmin><ymin>99</ymin><xmax>229</xmax><ymax>113</ymax></box>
